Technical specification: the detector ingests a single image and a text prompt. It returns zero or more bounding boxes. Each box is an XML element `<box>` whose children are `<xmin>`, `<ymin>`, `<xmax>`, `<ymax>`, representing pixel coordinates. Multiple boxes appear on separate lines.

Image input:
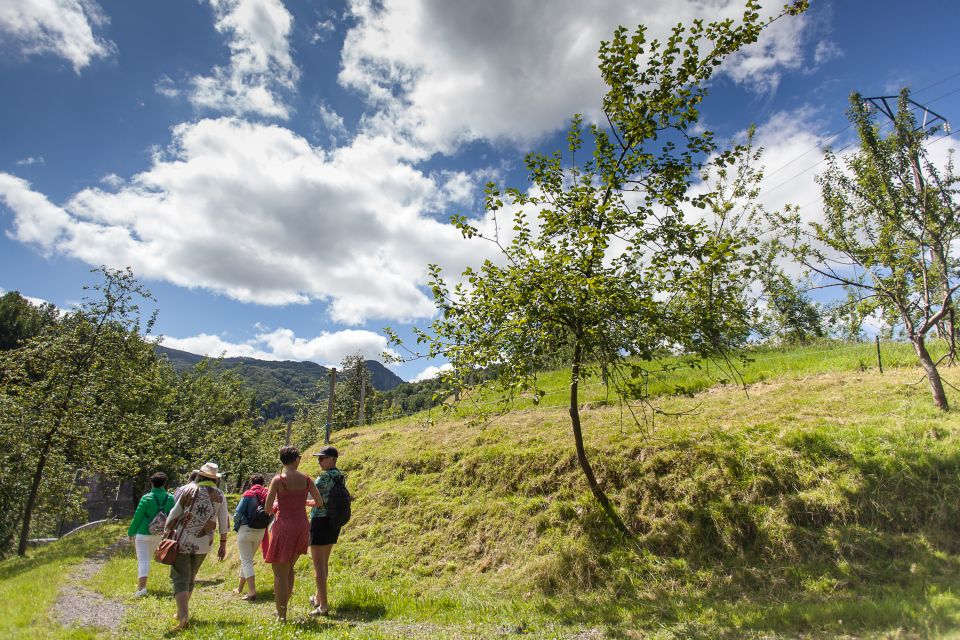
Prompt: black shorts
<box><xmin>310</xmin><ymin>516</ymin><xmax>341</xmax><ymax>546</ymax></box>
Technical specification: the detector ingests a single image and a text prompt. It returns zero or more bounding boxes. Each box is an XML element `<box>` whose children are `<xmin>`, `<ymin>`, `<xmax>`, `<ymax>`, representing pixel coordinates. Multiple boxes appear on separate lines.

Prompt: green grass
<box><xmin>11</xmin><ymin>342</ymin><xmax>960</xmax><ymax>638</ymax></box>
<box><xmin>0</xmin><ymin>524</ymin><xmax>124</xmax><ymax>639</ymax></box>
<box><xmin>443</xmin><ymin>339</ymin><xmax>941</xmax><ymax>415</ymax></box>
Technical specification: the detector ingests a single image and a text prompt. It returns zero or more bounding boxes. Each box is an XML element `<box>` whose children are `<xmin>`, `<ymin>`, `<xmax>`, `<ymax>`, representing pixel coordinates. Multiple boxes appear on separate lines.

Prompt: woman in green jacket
<box><xmin>127</xmin><ymin>471</ymin><xmax>174</xmax><ymax>597</ymax></box>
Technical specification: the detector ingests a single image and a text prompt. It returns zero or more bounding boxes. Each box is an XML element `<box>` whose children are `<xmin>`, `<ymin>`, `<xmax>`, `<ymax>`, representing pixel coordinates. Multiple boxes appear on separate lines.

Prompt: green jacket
<box><xmin>128</xmin><ymin>488</ymin><xmax>175</xmax><ymax>536</ymax></box>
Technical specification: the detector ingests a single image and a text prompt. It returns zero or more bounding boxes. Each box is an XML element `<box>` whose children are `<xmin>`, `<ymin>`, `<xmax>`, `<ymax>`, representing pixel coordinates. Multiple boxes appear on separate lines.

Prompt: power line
<box><xmin>754</xmin><ymin>73</ymin><xmax>960</xmax><ymax>202</ymax></box>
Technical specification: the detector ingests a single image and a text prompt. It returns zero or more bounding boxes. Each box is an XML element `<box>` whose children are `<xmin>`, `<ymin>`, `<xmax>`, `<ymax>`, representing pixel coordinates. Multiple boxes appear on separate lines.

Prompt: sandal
<box><xmin>308</xmin><ymin>606</ymin><xmax>329</xmax><ymax>617</ymax></box>
<box><xmin>242</xmin><ymin>593</ymin><xmax>257</xmax><ymax>601</ymax></box>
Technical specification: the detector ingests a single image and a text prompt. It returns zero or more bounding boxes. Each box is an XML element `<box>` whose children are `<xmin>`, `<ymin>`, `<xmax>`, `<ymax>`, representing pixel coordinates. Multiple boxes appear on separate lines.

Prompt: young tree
<box><xmin>777</xmin><ymin>89</ymin><xmax>959</xmax><ymax>409</ymax></box>
<box><xmin>758</xmin><ymin>267</ymin><xmax>826</xmax><ymax>345</ymax></box>
<box><xmin>4</xmin><ymin>268</ymin><xmax>163</xmax><ymax>555</ymax></box>
<box><xmin>389</xmin><ymin>2</ymin><xmax>809</xmax><ymax>533</ymax></box>
<box><xmin>332</xmin><ymin>354</ymin><xmax>373</xmax><ymax>429</ymax></box>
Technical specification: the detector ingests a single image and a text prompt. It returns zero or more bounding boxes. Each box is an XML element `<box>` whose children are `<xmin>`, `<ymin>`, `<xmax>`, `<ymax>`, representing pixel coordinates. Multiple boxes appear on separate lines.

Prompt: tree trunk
<box><xmin>913</xmin><ymin>336</ymin><xmax>949</xmax><ymax>411</ymax></box>
<box><xmin>569</xmin><ymin>342</ymin><xmax>631</xmax><ymax>535</ymax></box>
<box><xmin>17</xmin><ymin>431</ymin><xmax>53</xmax><ymax>556</ymax></box>
<box><xmin>949</xmin><ymin>307</ymin><xmax>957</xmax><ymax>366</ymax></box>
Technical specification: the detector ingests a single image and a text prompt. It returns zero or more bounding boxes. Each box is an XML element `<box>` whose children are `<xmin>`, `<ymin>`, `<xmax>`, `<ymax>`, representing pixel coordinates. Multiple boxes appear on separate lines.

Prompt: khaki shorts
<box><xmin>170</xmin><ymin>552</ymin><xmax>207</xmax><ymax>594</ymax></box>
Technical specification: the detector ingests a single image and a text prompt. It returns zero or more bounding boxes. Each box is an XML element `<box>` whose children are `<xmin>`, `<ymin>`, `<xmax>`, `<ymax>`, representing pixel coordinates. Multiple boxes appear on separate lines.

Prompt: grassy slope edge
<box><xmin>8</xmin><ymin>344</ymin><xmax>960</xmax><ymax>639</ymax></box>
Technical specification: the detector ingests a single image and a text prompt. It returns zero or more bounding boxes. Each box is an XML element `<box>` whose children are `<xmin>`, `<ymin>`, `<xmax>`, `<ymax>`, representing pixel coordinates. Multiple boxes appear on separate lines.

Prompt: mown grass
<box><xmin>443</xmin><ymin>339</ymin><xmax>940</xmax><ymax>415</ymax></box>
<box><xmin>14</xmin><ymin>343</ymin><xmax>960</xmax><ymax>638</ymax></box>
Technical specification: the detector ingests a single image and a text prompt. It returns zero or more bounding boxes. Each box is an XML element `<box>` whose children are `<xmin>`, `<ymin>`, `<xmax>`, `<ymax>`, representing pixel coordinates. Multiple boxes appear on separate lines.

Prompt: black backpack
<box><xmin>247</xmin><ymin>494</ymin><xmax>272</xmax><ymax>529</ymax></box>
<box><xmin>325</xmin><ymin>475</ymin><xmax>352</xmax><ymax>528</ymax></box>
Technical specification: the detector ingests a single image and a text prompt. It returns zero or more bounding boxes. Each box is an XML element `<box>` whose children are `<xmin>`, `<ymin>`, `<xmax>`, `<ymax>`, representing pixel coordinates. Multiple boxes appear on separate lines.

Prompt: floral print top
<box><xmin>166</xmin><ymin>481</ymin><xmax>229</xmax><ymax>554</ymax></box>
<box><xmin>310</xmin><ymin>468</ymin><xmax>344</xmax><ymax>519</ymax></box>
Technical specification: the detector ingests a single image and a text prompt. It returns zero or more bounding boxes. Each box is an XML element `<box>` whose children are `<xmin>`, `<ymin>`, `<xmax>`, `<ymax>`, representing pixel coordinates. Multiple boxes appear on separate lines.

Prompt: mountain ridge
<box><xmin>155</xmin><ymin>344</ymin><xmax>404</xmax><ymax>421</ymax></box>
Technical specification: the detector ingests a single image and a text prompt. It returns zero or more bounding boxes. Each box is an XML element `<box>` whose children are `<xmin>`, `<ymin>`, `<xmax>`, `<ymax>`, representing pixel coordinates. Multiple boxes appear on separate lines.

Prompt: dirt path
<box><xmin>54</xmin><ymin>536</ymin><xmax>129</xmax><ymax>631</ymax></box>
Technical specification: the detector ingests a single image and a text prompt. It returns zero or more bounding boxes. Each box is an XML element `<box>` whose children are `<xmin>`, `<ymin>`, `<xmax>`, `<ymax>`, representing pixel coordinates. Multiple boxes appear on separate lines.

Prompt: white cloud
<box><xmin>154</xmin><ymin>74</ymin><xmax>180</xmax><ymax>98</ymax></box>
<box><xmin>310</xmin><ymin>18</ymin><xmax>336</xmax><ymax>44</ymax></box>
<box><xmin>99</xmin><ymin>173</ymin><xmax>123</xmax><ymax>188</ymax></box>
<box><xmin>339</xmin><ymin>0</ymin><xmax>813</xmax><ymax>153</ymax></box>
<box><xmin>0</xmin><ymin>118</ymin><xmax>504</xmax><ymax>324</ymax></box>
<box><xmin>315</xmin><ymin>102</ymin><xmax>348</xmax><ymax>143</ymax></box>
<box><xmin>15</xmin><ymin>156</ymin><xmax>44</xmax><ymax>166</ymax></box>
<box><xmin>751</xmin><ymin>107</ymin><xmax>831</xmax><ymax>216</ymax></box>
<box><xmin>0</xmin><ymin>173</ymin><xmax>72</xmax><ymax>251</ymax></box>
<box><xmin>0</xmin><ymin>0</ymin><xmax>114</xmax><ymax>72</ymax></box>
<box><xmin>162</xmin><ymin>326</ymin><xmax>393</xmax><ymax>366</ymax></box>
<box><xmin>721</xmin><ymin>12</ymin><xmax>809</xmax><ymax>95</ymax></box>
<box><xmin>411</xmin><ymin>362</ymin><xmax>451</xmax><ymax>382</ymax></box>
<box><xmin>183</xmin><ymin>0</ymin><xmax>299</xmax><ymax>119</ymax></box>
<box><xmin>813</xmin><ymin>40</ymin><xmax>843</xmax><ymax>66</ymax></box>
<box><xmin>162</xmin><ymin>332</ymin><xmax>277</xmax><ymax>360</ymax></box>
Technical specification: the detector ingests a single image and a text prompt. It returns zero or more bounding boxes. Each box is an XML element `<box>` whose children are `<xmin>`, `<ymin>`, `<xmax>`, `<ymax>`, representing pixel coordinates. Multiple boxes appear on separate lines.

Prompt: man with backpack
<box><xmin>307</xmin><ymin>445</ymin><xmax>351</xmax><ymax>617</ymax></box>
<box><xmin>232</xmin><ymin>473</ymin><xmax>271</xmax><ymax>601</ymax></box>
<box><xmin>127</xmin><ymin>471</ymin><xmax>174</xmax><ymax>597</ymax></box>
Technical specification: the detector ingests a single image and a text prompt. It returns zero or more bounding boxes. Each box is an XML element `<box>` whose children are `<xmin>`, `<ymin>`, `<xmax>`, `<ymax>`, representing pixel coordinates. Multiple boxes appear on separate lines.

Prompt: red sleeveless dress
<box><xmin>263</xmin><ymin>476</ymin><xmax>309</xmax><ymax>564</ymax></box>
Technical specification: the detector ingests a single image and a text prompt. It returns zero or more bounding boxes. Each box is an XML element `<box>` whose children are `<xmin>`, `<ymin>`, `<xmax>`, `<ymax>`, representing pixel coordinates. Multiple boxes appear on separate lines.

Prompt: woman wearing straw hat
<box><xmin>164</xmin><ymin>462</ymin><xmax>230</xmax><ymax>631</ymax></box>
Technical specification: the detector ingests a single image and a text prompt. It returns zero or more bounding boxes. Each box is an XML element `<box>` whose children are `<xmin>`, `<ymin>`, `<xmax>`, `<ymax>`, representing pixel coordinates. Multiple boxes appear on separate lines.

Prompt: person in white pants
<box><xmin>127</xmin><ymin>471</ymin><xmax>175</xmax><ymax>597</ymax></box>
<box><xmin>233</xmin><ymin>473</ymin><xmax>269</xmax><ymax>601</ymax></box>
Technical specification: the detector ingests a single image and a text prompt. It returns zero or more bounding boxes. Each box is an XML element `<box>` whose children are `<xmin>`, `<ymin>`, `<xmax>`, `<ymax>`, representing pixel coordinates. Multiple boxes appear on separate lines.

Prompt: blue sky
<box><xmin>1</xmin><ymin>0</ymin><xmax>958</xmax><ymax>381</ymax></box>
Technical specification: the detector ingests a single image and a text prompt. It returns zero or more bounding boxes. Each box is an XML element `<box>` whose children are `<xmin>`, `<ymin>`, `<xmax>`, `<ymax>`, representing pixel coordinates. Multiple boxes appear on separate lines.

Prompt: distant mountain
<box><xmin>155</xmin><ymin>345</ymin><xmax>404</xmax><ymax>421</ymax></box>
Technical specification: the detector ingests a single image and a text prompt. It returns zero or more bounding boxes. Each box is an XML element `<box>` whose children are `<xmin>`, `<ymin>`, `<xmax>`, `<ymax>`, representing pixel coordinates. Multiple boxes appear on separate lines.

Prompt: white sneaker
<box><xmin>133</xmin><ymin>588</ymin><xmax>148</xmax><ymax>598</ymax></box>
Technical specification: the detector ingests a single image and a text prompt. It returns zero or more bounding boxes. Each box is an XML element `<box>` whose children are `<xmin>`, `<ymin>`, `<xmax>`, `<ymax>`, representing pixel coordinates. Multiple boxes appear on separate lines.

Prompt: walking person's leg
<box><xmin>171</xmin><ymin>553</ymin><xmax>204</xmax><ymax>630</ymax></box>
<box><xmin>134</xmin><ymin>535</ymin><xmax>153</xmax><ymax>594</ymax></box>
<box><xmin>234</xmin><ymin>535</ymin><xmax>254</xmax><ymax>595</ymax></box>
<box><xmin>244</xmin><ymin>528</ymin><xmax>264</xmax><ymax>599</ymax></box>
<box><xmin>272</xmin><ymin>561</ymin><xmax>290</xmax><ymax>621</ymax></box>
<box><xmin>309</xmin><ymin>544</ymin><xmax>333</xmax><ymax>614</ymax></box>
<box><xmin>288</xmin><ymin>561</ymin><xmax>296</xmax><ymax>598</ymax></box>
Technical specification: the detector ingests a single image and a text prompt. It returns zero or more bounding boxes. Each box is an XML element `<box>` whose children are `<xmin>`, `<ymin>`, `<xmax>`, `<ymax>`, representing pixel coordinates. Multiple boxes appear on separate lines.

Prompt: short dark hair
<box><xmin>188</xmin><ymin>471</ymin><xmax>198</xmax><ymax>482</ymax></box>
<box><xmin>249</xmin><ymin>473</ymin><xmax>265</xmax><ymax>486</ymax></box>
<box><xmin>279</xmin><ymin>446</ymin><xmax>300</xmax><ymax>465</ymax></box>
<box><xmin>150</xmin><ymin>472</ymin><xmax>167</xmax><ymax>488</ymax></box>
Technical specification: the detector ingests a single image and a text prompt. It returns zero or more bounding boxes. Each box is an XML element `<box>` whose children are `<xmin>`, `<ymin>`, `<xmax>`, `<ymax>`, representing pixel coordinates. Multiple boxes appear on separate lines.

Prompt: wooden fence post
<box><xmin>875</xmin><ymin>336</ymin><xmax>883</xmax><ymax>374</ymax></box>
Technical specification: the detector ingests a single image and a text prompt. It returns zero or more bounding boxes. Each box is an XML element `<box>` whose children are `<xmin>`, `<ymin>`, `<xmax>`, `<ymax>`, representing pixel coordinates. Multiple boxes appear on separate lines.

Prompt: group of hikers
<box><xmin>126</xmin><ymin>444</ymin><xmax>347</xmax><ymax>630</ymax></box>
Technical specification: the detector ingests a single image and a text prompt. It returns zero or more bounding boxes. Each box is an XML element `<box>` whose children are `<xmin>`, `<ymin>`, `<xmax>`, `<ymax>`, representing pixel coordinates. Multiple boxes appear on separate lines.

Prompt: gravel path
<box><xmin>54</xmin><ymin>537</ymin><xmax>129</xmax><ymax>631</ymax></box>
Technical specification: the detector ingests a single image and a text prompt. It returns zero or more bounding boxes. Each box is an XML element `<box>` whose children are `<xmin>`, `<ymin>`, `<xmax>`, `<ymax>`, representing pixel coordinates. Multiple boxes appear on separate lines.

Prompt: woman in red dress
<box><xmin>263</xmin><ymin>446</ymin><xmax>323</xmax><ymax>622</ymax></box>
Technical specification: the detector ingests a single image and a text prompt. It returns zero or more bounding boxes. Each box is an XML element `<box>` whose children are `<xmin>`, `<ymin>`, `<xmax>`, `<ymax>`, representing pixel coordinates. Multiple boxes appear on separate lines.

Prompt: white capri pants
<box><xmin>134</xmin><ymin>534</ymin><xmax>161</xmax><ymax>579</ymax></box>
<box><xmin>236</xmin><ymin>525</ymin><xmax>266</xmax><ymax>579</ymax></box>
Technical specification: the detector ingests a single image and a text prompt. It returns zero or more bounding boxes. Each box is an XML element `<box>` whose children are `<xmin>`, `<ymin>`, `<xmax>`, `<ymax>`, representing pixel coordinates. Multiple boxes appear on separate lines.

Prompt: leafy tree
<box><xmin>0</xmin><ymin>292</ymin><xmax>59</xmax><ymax>350</ymax></box>
<box><xmin>758</xmin><ymin>267</ymin><xmax>826</xmax><ymax>345</ymax></box>
<box><xmin>2</xmin><ymin>268</ymin><xmax>164</xmax><ymax>555</ymax></box>
<box><xmin>332</xmin><ymin>353</ymin><xmax>374</xmax><ymax>429</ymax></box>
<box><xmin>0</xmin><ymin>270</ymin><xmax>282</xmax><ymax>556</ymax></box>
<box><xmin>389</xmin><ymin>2</ymin><xmax>808</xmax><ymax>533</ymax></box>
<box><xmin>155</xmin><ymin>362</ymin><xmax>276</xmax><ymax>492</ymax></box>
<box><xmin>776</xmin><ymin>89</ymin><xmax>960</xmax><ymax>409</ymax></box>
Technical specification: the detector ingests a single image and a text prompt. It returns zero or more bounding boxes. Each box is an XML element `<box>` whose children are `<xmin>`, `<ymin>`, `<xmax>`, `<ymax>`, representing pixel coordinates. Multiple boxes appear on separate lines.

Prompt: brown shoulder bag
<box><xmin>155</xmin><ymin>487</ymin><xmax>197</xmax><ymax>565</ymax></box>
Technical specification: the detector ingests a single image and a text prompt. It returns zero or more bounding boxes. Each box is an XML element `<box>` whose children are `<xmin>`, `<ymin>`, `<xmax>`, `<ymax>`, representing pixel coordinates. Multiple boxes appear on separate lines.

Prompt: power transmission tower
<box><xmin>863</xmin><ymin>93</ymin><xmax>955</xmax><ymax>358</ymax></box>
<box><xmin>863</xmin><ymin>94</ymin><xmax>949</xmax><ymax>133</ymax></box>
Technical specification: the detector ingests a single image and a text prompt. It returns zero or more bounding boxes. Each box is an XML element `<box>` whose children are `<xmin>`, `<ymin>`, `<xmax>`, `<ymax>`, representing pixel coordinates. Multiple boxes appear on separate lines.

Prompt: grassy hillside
<box><xmin>9</xmin><ymin>343</ymin><xmax>960</xmax><ymax>638</ymax></box>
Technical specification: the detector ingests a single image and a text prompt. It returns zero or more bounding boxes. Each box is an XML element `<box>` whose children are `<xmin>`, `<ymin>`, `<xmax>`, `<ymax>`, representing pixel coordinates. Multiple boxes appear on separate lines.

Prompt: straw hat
<box><xmin>195</xmin><ymin>462</ymin><xmax>222</xmax><ymax>480</ymax></box>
